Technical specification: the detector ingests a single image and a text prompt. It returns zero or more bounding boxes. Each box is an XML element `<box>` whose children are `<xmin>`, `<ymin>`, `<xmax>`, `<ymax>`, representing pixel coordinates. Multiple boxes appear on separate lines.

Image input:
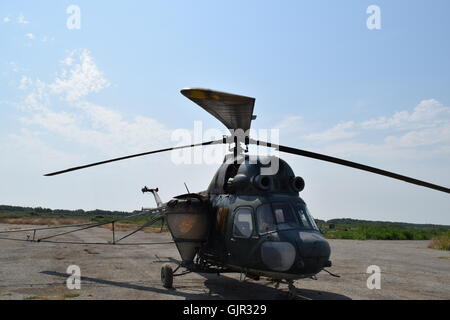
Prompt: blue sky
<box><xmin>1</xmin><ymin>1</ymin><xmax>449</xmax><ymax>224</ymax></box>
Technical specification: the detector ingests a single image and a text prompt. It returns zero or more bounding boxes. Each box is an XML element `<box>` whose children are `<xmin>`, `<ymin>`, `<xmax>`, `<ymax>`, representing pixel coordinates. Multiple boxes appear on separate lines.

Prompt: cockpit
<box><xmin>255</xmin><ymin>200</ymin><xmax>319</xmax><ymax>234</ymax></box>
<box><xmin>231</xmin><ymin>199</ymin><xmax>320</xmax><ymax>239</ymax></box>
<box><xmin>229</xmin><ymin>199</ymin><xmax>329</xmax><ymax>274</ymax></box>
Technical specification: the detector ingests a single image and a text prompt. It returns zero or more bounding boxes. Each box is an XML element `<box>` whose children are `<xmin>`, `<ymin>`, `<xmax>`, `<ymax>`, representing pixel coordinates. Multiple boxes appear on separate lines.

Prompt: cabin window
<box><xmin>256</xmin><ymin>204</ymin><xmax>277</xmax><ymax>234</ymax></box>
<box><xmin>233</xmin><ymin>207</ymin><xmax>254</xmax><ymax>238</ymax></box>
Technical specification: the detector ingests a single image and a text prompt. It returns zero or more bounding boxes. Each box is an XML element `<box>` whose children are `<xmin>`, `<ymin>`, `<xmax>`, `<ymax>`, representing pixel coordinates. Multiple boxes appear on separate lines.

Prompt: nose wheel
<box><xmin>161</xmin><ymin>263</ymin><xmax>174</xmax><ymax>288</ymax></box>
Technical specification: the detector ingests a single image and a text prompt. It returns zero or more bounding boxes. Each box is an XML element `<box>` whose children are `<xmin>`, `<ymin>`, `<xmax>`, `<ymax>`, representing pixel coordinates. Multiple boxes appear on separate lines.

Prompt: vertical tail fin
<box><xmin>142</xmin><ymin>186</ymin><xmax>163</xmax><ymax>208</ymax></box>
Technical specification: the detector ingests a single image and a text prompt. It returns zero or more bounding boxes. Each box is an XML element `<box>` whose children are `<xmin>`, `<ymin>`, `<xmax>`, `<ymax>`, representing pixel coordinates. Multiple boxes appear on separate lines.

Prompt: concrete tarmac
<box><xmin>0</xmin><ymin>223</ymin><xmax>448</xmax><ymax>300</ymax></box>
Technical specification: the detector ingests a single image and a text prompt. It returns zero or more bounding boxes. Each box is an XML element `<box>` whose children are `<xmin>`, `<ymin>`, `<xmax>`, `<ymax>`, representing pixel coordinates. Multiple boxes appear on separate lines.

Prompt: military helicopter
<box><xmin>3</xmin><ymin>88</ymin><xmax>449</xmax><ymax>298</ymax></box>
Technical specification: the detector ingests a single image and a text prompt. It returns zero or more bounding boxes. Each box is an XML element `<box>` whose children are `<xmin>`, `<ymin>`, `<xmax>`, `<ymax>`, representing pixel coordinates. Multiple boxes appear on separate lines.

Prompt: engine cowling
<box><xmin>291</xmin><ymin>176</ymin><xmax>305</xmax><ymax>192</ymax></box>
<box><xmin>253</xmin><ymin>175</ymin><xmax>271</xmax><ymax>190</ymax></box>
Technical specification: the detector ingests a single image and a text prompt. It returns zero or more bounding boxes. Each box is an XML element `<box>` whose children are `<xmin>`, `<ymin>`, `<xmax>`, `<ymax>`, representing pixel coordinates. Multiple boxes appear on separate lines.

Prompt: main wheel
<box><xmin>161</xmin><ymin>263</ymin><xmax>173</xmax><ymax>288</ymax></box>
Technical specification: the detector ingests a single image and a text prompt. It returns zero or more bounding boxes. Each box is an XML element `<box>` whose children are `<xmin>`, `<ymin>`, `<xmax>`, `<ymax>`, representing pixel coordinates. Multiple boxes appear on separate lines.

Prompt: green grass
<box><xmin>64</xmin><ymin>293</ymin><xmax>80</xmax><ymax>299</ymax></box>
<box><xmin>428</xmin><ymin>232</ymin><xmax>450</xmax><ymax>251</ymax></box>
<box><xmin>322</xmin><ymin>223</ymin><xmax>448</xmax><ymax>240</ymax></box>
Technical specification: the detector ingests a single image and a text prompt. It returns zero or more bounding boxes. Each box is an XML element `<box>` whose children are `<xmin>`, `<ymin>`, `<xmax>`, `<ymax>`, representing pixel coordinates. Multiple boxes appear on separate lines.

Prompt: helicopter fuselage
<box><xmin>201</xmin><ymin>193</ymin><xmax>331</xmax><ymax>280</ymax></box>
<box><xmin>182</xmin><ymin>154</ymin><xmax>333</xmax><ymax>280</ymax></box>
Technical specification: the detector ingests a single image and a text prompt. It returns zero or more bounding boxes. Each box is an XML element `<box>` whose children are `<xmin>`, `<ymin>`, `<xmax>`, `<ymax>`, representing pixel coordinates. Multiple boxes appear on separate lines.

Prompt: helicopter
<box><xmin>3</xmin><ymin>88</ymin><xmax>449</xmax><ymax>298</ymax></box>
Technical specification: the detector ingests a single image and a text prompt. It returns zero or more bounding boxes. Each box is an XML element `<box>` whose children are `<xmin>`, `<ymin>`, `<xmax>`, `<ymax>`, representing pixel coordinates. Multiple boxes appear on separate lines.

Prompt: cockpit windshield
<box><xmin>272</xmin><ymin>202</ymin><xmax>298</xmax><ymax>230</ymax></box>
<box><xmin>256</xmin><ymin>201</ymin><xmax>319</xmax><ymax>234</ymax></box>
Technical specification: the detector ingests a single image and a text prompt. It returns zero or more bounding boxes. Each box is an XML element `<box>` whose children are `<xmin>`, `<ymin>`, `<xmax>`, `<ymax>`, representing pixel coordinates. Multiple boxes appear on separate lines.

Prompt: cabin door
<box><xmin>226</xmin><ymin>206</ymin><xmax>259</xmax><ymax>267</ymax></box>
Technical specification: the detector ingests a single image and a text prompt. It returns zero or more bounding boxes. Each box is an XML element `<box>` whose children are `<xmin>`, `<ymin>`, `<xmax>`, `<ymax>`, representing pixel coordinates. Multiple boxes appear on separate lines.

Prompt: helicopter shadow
<box><xmin>198</xmin><ymin>273</ymin><xmax>350</xmax><ymax>300</ymax></box>
<box><xmin>165</xmin><ymin>257</ymin><xmax>351</xmax><ymax>300</ymax></box>
<box><xmin>40</xmin><ymin>270</ymin><xmax>205</xmax><ymax>300</ymax></box>
<box><xmin>40</xmin><ymin>270</ymin><xmax>351</xmax><ymax>300</ymax></box>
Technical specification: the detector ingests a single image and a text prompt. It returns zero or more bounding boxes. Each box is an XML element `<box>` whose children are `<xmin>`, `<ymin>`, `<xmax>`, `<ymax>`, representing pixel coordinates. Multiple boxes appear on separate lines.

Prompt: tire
<box><xmin>161</xmin><ymin>264</ymin><xmax>173</xmax><ymax>288</ymax></box>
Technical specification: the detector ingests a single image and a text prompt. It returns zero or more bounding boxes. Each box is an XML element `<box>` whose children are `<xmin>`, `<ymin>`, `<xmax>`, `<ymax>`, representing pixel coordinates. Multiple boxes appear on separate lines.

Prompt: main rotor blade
<box><xmin>44</xmin><ymin>139</ymin><xmax>225</xmax><ymax>176</ymax></box>
<box><xmin>251</xmin><ymin>139</ymin><xmax>450</xmax><ymax>194</ymax></box>
<box><xmin>181</xmin><ymin>88</ymin><xmax>256</xmax><ymax>134</ymax></box>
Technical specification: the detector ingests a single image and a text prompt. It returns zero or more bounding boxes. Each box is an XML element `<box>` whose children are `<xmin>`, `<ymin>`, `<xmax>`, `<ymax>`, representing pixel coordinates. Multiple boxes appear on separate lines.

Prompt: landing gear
<box><xmin>160</xmin><ymin>262</ymin><xmax>193</xmax><ymax>289</ymax></box>
<box><xmin>287</xmin><ymin>280</ymin><xmax>297</xmax><ymax>300</ymax></box>
<box><xmin>159</xmin><ymin>256</ymin><xmax>233</xmax><ymax>290</ymax></box>
<box><xmin>161</xmin><ymin>263</ymin><xmax>174</xmax><ymax>288</ymax></box>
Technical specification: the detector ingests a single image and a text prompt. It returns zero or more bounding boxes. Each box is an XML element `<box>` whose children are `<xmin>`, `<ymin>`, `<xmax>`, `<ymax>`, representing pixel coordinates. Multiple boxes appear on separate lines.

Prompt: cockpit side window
<box><xmin>293</xmin><ymin>201</ymin><xmax>319</xmax><ymax>231</ymax></box>
<box><xmin>233</xmin><ymin>207</ymin><xmax>254</xmax><ymax>238</ymax></box>
<box><xmin>256</xmin><ymin>204</ymin><xmax>277</xmax><ymax>234</ymax></box>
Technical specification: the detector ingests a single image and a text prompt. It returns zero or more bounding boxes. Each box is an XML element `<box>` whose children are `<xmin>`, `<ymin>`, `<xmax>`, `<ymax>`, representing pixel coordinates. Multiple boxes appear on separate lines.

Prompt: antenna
<box><xmin>184</xmin><ymin>182</ymin><xmax>190</xmax><ymax>194</ymax></box>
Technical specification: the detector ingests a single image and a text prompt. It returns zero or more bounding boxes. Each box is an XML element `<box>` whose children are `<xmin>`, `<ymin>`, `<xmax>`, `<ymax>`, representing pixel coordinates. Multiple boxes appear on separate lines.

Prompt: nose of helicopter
<box><xmin>296</xmin><ymin>231</ymin><xmax>331</xmax><ymax>273</ymax></box>
<box><xmin>259</xmin><ymin>231</ymin><xmax>331</xmax><ymax>274</ymax></box>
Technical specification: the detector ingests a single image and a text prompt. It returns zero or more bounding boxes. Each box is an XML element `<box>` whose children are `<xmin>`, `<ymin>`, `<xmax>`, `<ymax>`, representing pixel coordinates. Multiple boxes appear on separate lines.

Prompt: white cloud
<box><xmin>303</xmin><ymin>121</ymin><xmax>357</xmax><ymax>143</ymax></box>
<box><xmin>25</xmin><ymin>33</ymin><xmax>35</xmax><ymax>40</ymax></box>
<box><xmin>384</xmin><ymin>125</ymin><xmax>450</xmax><ymax>148</ymax></box>
<box><xmin>18</xmin><ymin>76</ymin><xmax>32</xmax><ymax>90</ymax></box>
<box><xmin>6</xmin><ymin>129</ymin><xmax>81</xmax><ymax>166</ymax></box>
<box><xmin>20</xmin><ymin>107</ymin><xmax>76</xmax><ymax>133</ymax></box>
<box><xmin>18</xmin><ymin>49</ymin><xmax>172</xmax><ymax>157</ymax></box>
<box><xmin>273</xmin><ymin>116</ymin><xmax>304</xmax><ymax>141</ymax></box>
<box><xmin>62</xmin><ymin>56</ymin><xmax>74</xmax><ymax>66</ymax></box>
<box><xmin>48</xmin><ymin>49</ymin><xmax>110</xmax><ymax>102</ymax></box>
<box><xmin>362</xmin><ymin>99</ymin><xmax>450</xmax><ymax>150</ymax></box>
<box><xmin>17</xmin><ymin>13</ymin><xmax>29</xmax><ymax>24</ymax></box>
<box><xmin>275</xmin><ymin>115</ymin><xmax>303</xmax><ymax>131</ymax></box>
<box><xmin>293</xmin><ymin>99</ymin><xmax>450</xmax><ymax>160</ymax></box>
<box><xmin>3</xmin><ymin>16</ymin><xmax>11</xmax><ymax>23</ymax></box>
<box><xmin>9</xmin><ymin>61</ymin><xmax>26</xmax><ymax>73</ymax></box>
<box><xmin>311</xmin><ymin>140</ymin><xmax>423</xmax><ymax>161</ymax></box>
<box><xmin>361</xmin><ymin>99</ymin><xmax>449</xmax><ymax>131</ymax></box>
